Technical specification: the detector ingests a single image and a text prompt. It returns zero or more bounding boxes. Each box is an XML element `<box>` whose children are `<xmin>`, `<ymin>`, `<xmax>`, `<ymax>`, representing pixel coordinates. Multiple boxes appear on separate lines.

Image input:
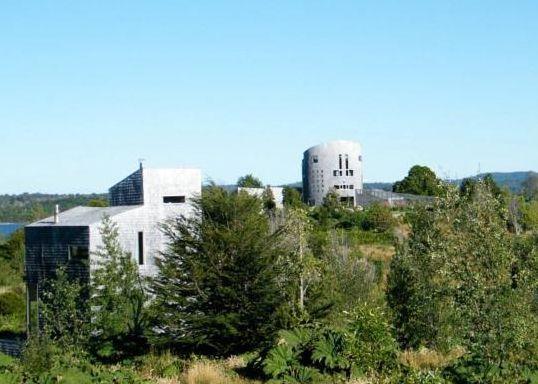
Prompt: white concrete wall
<box><xmin>89</xmin><ymin>168</ymin><xmax>201</xmax><ymax>277</ymax></box>
<box><xmin>238</xmin><ymin>187</ymin><xmax>284</xmax><ymax>208</ymax></box>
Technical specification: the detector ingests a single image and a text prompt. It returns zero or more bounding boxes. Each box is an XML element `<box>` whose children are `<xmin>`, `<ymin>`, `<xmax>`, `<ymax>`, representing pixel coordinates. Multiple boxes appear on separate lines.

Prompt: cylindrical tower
<box><xmin>302</xmin><ymin>140</ymin><xmax>363</xmax><ymax>206</ymax></box>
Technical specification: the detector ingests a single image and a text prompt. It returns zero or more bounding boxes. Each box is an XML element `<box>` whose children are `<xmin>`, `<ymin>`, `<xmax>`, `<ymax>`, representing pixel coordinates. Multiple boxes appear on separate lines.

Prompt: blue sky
<box><xmin>1</xmin><ymin>1</ymin><xmax>537</xmax><ymax>193</ymax></box>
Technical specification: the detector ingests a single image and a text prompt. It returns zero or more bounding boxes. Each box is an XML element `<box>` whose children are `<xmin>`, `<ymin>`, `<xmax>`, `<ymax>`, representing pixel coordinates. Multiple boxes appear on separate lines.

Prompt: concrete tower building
<box><xmin>302</xmin><ymin>140</ymin><xmax>363</xmax><ymax>206</ymax></box>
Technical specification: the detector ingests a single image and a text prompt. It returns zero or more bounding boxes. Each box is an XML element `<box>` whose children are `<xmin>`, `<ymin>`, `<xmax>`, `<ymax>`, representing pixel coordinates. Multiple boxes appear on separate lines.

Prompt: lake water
<box><xmin>0</xmin><ymin>223</ymin><xmax>23</xmax><ymax>237</ymax></box>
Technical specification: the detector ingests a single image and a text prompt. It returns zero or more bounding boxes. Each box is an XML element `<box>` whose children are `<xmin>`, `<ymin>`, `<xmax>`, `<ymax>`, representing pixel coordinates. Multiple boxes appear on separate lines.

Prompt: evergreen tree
<box><xmin>263</xmin><ymin>186</ymin><xmax>277</xmax><ymax>212</ymax></box>
<box><xmin>40</xmin><ymin>267</ymin><xmax>89</xmax><ymax>350</ymax></box>
<box><xmin>150</xmin><ymin>185</ymin><xmax>287</xmax><ymax>356</ymax></box>
<box><xmin>90</xmin><ymin>216</ymin><xmax>148</xmax><ymax>359</ymax></box>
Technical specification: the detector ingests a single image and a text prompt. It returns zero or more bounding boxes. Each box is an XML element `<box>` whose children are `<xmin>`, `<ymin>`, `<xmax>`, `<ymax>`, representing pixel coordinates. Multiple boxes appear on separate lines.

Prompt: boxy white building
<box><xmin>25</xmin><ymin>165</ymin><xmax>201</xmax><ymax>330</ymax></box>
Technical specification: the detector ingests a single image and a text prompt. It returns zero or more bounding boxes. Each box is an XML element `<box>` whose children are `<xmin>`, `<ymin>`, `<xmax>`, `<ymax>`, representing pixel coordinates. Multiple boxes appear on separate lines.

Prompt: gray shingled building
<box><xmin>24</xmin><ymin>165</ymin><xmax>201</xmax><ymax>332</ymax></box>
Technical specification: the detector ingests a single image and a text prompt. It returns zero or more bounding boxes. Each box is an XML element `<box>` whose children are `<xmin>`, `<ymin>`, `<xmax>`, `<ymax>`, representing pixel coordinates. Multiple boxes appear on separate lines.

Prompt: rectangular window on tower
<box><xmin>163</xmin><ymin>196</ymin><xmax>186</xmax><ymax>203</ymax></box>
<box><xmin>138</xmin><ymin>232</ymin><xmax>144</xmax><ymax>265</ymax></box>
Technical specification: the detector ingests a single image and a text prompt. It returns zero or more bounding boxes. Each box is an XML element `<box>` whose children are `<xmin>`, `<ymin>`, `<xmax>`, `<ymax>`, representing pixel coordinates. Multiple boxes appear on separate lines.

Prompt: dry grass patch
<box><xmin>399</xmin><ymin>346</ymin><xmax>466</xmax><ymax>370</ymax></box>
<box><xmin>181</xmin><ymin>360</ymin><xmax>260</xmax><ymax>384</ymax></box>
<box><xmin>358</xmin><ymin>244</ymin><xmax>395</xmax><ymax>263</ymax></box>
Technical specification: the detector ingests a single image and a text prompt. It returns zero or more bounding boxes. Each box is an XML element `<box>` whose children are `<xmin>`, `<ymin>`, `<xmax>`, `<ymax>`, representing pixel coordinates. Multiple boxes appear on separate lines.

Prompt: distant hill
<box><xmin>0</xmin><ymin>193</ymin><xmax>107</xmax><ymax>223</ymax></box>
<box><xmin>451</xmin><ymin>171</ymin><xmax>536</xmax><ymax>193</ymax></box>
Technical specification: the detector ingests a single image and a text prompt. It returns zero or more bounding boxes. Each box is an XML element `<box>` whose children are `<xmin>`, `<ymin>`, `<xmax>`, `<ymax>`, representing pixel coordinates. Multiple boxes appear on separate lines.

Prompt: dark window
<box><xmin>138</xmin><ymin>232</ymin><xmax>144</xmax><ymax>265</ymax></box>
<box><xmin>345</xmin><ymin>155</ymin><xmax>349</xmax><ymax>169</ymax></box>
<box><xmin>69</xmin><ymin>245</ymin><xmax>89</xmax><ymax>260</ymax></box>
<box><xmin>334</xmin><ymin>185</ymin><xmax>340</xmax><ymax>189</ymax></box>
<box><xmin>333</xmin><ymin>170</ymin><xmax>338</xmax><ymax>176</ymax></box>
<box><xmin>348</xmin><ymin>170</ymin><xmax>354</xmax><ymax>176</ymax></box>
<box><xmin>339</xmin><ymin>154</ymin><xmax>342</xmax><ymax>169</ymax></box>
<box><xmin>163</xmin><ymin>196</ymin><xmax>185</xmax><ymax>203</ymax></box>
<box><xmin>339</xmin><ymin>170</ymin><xmax>343</xmax><ymax>176</ymax></box>
<box><xmin>350</xmin><ymin>185</ymin><xmax>354</xmax><ymax>189</ymax></box>
<box><xmin>312</xmin><ymin>155</ymin><xmax>318</xmax><ymax>163</ymax></box>
<box><xmin>340</xmin><ymin>196</ymin><xmax>354</xmax><ymax>205</ymax></box>
<box><xmin>359</xmin><ymin>155</ymin><xmax>363</xmax><ymax>162</ymax></box>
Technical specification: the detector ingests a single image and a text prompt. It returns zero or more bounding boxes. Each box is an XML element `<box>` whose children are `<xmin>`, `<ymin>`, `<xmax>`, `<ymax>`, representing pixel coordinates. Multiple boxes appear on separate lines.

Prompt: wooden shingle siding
<box><xmin>25</xmin><ymin>226</ymin><xmax>90</xmax><ymax>285</ymax></box>
<box><xmin>109</xmin><ymin>168</ymin><xmax>144</xmax><ymax>206</ymax></box>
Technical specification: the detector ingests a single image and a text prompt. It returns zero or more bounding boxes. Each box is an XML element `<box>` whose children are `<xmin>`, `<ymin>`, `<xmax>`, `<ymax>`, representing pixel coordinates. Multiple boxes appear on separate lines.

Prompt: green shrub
<box><xmin>361</xmin><ymin>204</ymin><xmax>395</xmax><ymax>233</ymax></box>
<box><xmin>262</xmin><ymin>306</ymin><xmax>397</xmax><ymax>382</ymax></box>
<box><xmin>0</xmin><ymin>292</ymin><xmax>24</xmax><ymax>316</ymax></box>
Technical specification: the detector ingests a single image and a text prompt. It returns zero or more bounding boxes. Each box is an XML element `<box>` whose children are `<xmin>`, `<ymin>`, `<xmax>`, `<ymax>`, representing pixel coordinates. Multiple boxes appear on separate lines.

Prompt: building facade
<box><xmin>24</xmin><ymin>166</ymin><xmax>201</xmax><ymax>331</ymax></box>
<box><xmin>302</xmin><ymin>140</ymin><xmax>363</xmax><ymax>206</ymax></box>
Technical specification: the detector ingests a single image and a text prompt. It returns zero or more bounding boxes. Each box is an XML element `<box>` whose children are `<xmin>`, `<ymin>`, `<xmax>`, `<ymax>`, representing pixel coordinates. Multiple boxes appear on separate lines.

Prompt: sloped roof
<box><xmin>26</xmin><ymin>205</ymin><xmax>140</xmax><ymax>227</ymax></box>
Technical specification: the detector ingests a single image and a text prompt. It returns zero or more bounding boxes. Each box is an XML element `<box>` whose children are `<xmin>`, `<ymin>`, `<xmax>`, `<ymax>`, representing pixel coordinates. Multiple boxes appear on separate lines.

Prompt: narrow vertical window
<box><xmin>339</xmin><ymin>154</ymin><xmax>342</xmax><ymax>169</ymax></box>
<box><xmin>138</xmin><ymin>232</ymin><xmax>144</xmax><ymax>265</ymax></box>
<box><xmin>345</xmin><ymin>154</ymin><xmax>349</xmax><ymax>169</ymax></box>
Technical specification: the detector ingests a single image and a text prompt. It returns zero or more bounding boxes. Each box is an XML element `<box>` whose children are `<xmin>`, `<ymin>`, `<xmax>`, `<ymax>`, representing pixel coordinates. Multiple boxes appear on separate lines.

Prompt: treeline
<box><xmin>0</xmin><ymin>193</ymin><xmax>108</xmax><ymax>222</ymax></box>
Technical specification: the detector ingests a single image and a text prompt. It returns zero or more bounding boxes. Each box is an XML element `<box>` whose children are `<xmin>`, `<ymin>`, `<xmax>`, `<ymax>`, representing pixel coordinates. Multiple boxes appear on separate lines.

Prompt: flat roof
<box><xmin>26</xmin><ymin>205</ymin><xmax>140</xmax><ymax>227</ymax></box>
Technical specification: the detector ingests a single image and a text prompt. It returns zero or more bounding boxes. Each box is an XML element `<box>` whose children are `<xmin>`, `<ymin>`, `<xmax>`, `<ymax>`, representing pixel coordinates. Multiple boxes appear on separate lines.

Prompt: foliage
<box><xmin>263</xmin><ymin>186</ymin><xmax>277</xmax><ymax>211</ymax></box>
<box><xmin>262</xmin><ymin>305</ymin><xmax>397</xmax><ymax>383</ymax></box>
<box><xmin>520</xmin><ymin>199</ymin><xmax>538</xmax><ymax>231</ymax></box>
<box><xmin>40</xmin><ymin>267</ymin><xmax>89</xmax><ymax>350</ymax></box>
<box><xmin>237</xmin><ymin>174</ymin><xmax>264</xmax><ymax>188</ymax></box>
<box><xmin>87</xmin><ymin>198</ymin><xmax>109</xmax><ymax>207</ymax></box>
<box><xmin>283</xmin><ymin>187</ymin><xmax>304</xmax><ymax>208</ymax></box>
<box><xmin>393</xmin><ymin>166</ymin><xmax>444</xmax><ymax>196</ymax></box>
<box><xmin>522</xmin><ymin>172</ymin><xmax>538</xmax><ymax>201</ymax></box>
<box><xmin>150</xmin><ymin>185</ymin><xmax>288</xmax><ymax>356</ymax></box>
<box><xmin>0</xmin><ymin>291</ymin><xmax>24</xmax><ymax>316</ymax></box>
<box><xmin>0</xmin><ymin>229</ymin><xmax>24</xmax><ymax>286</ymax></box>
<box><xmin>0</xmin><ymin>193</ymin><xmax>108</xmax><ymax>222</ymax></box>
<box><xmin>279</xmin><ymin>207</ymin><xmax>322</xmax><ymax>321</ymax></box>
<box><xmin>90</xmin><ymin>216</ymin><xmax>148</xmax><ymax>360</ymax></box>
<box><xmin>361</xmin><ymin>204</ymin><xmax>395</xmax><ymax>233</ymax></box>
<box><xmin>387</xmin><ymin>182</ymin><xmax>538</xmax><ymax>382</ymax></box>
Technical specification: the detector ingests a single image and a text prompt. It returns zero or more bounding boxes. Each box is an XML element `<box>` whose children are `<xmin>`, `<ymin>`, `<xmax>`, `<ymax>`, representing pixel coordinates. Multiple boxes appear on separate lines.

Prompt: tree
<box><xmin>361</xmin><ymin>203</ymin><xmax>395</xmax><ymax>233</ymax></box>
<box><xmin>150</xmin><ymin>185</ymin><xmax>288</xmax><ymax>356</ymax></box>
<box><xmin>40</xmin><ymin>267</ymin><xmax>89</xmax><ymax>350</ymax></box>
<box><xmin>90</xmin><ymin>216</ymin><xmax>148</xmax><ymax>359</ymax></box>
<box><xmin>283</xmin><ymin>186</ymin><xmax>304</xmax><ymax>208</ymax></box>
<box><xmin>387</xmin><ymin>182</ymin><xmax>537</xmax><ymax>381</ymax></box>
<box><xmin>237</xmin><ymin>174</ymin><xmax>264</xmax><ymax>188</ymax></box>
<box><xmin>522</xmin><ymin>172</ymin><xmax>538</xmax><ymax>201</ymax></box>
<box><xmin>393</xmin><ymin>165</ymin><xmax>444</xmax><ymax>196</ymax></box>
<box><xmin>263</xmin><ymin>186</ymin><xmax>277</xmax><ymax>212</ymax></box>
<box><xmin>88</xmin><ymin>198</ymin><xmax>108</xmax><ymax>207</ymax></box>
<box><xmin>280</xmin><ymin>208</ymin><xmax>320</xmax><ymax>317</ymax></box>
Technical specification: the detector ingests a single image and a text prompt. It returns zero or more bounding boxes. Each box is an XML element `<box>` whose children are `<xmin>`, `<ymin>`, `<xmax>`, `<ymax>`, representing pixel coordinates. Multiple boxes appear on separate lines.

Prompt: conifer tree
<box><xmin>90</xmin><ymin>216</ymin><xmax>147</xmax><ymax>358</ymax></box>
<box><xmin>150</xmin><ymin>186</ymin><xmax>287</xmax><ymax>356</ymax></box>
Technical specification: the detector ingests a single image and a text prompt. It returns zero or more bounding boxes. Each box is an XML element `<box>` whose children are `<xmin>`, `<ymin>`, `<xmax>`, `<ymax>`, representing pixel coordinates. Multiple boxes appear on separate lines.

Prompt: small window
<box><xmin>333</xmin><ymin>170</ymin><xmax>338</xmax><ymax>176</ymax></box>
<box><xmin>334</xmin><ymin>185</ymin><xmax>340</xmax><ymax>189</ymax></box>
<box><xmin>163</xmin><ymin>196</ymin><xmax>185</xmax><ymax>203</ymax></box>
<box><xmin>138</xmin><ymin>232</ymin><xmax>144</xmax><ymax>265</ymax></box>
<box><xmin>348</xmin><ymin>170</ymin><xmax>354</xmax><ymax>176</ymax></box>
<box><xmin>69</xmin><ymin>245</ymin><xmax>89</xmax><ymax>260</ymax></box>
<box><xmin>359</xmin><ymin>155</ymin><xmax>363</xmax><ymax>162</ymax></box>
<box><xmin>312</xmin><ymin>155</ymin><xmax>318</xmax><ymax>163</ymax></box>
<box><xmin>350</xmin><ymin>185</ymin><xmax>354</xmax><ymax>189</ymax></box>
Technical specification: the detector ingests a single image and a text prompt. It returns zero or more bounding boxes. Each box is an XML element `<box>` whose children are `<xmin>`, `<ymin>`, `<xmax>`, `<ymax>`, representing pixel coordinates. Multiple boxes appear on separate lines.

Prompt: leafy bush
<box><xmin>262</xmin><ymin>305</ymin><xmax>397</xmax><ymax>383</ymax></box>
<box><xmin>361</xmin><ymin>204</ymin><xmax>395</xmax><ymax>233</ymax></box>
<box><xmin>0</xmin><ymin>291</ymin><xmax>25</xmax><ymax>316</ymax></box>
